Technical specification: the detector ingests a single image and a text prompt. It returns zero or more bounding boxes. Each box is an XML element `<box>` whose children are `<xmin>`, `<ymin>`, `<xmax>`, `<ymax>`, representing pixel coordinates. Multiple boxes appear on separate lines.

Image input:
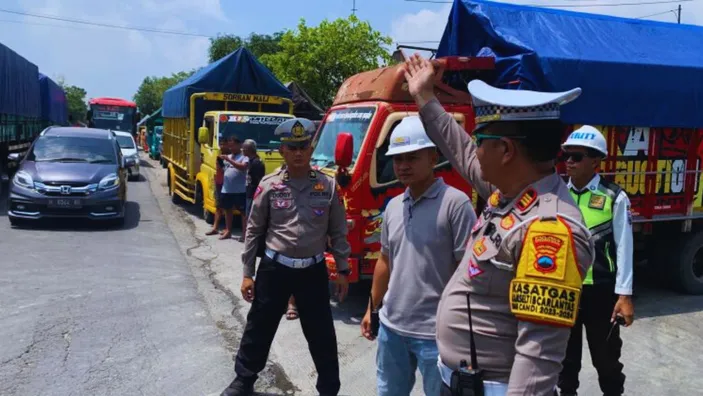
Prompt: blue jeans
<box><xmin>377</xmin><ymin>323</ymin><xmax>441</xmax><ymax>396</ymax></box>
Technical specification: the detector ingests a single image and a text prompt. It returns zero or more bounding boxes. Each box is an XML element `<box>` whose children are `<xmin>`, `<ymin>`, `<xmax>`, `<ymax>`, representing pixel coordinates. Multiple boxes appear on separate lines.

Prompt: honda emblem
<box><xmin>60</xmin><ymin>185</ymin><xmax>72</xmax><ymax>195</ymax></box>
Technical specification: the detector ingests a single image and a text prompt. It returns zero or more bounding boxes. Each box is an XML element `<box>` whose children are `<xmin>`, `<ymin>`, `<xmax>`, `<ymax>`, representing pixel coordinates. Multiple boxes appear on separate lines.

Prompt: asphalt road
<box><xmin>0</xmin><ymin>161</ymin><xmax>234</xmax><ymax>396</ymax></box>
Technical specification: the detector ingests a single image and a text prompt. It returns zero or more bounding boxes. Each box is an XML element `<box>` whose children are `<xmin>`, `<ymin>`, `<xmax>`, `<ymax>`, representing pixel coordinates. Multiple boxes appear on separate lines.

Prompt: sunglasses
<box><xmin>562</xmin><ymin>152</ymin><xmax>587</xmax><ymax>162</ymax></box>
<box><xmin>473</xmin><ymin>133</ymin><xmax>527</xmax><ymax>147</ymax></box>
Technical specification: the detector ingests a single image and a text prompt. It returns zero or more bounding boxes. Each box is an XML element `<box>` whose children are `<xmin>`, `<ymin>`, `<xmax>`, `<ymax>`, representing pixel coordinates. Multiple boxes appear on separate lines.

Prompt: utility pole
<box><xmin>352</xmin><ymin>0</ymin><xmax>358</xmax><ymax>15</ymax></box>
<box><xmin>678</xmin><ymin>4</ymin><xmax>681</xmax><ymax>24</ymax></box>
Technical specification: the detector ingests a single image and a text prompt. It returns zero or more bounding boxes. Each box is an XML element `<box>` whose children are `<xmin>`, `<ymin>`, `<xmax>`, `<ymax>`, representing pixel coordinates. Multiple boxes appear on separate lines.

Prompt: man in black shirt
<box><xmin>242</xmin><ymin>139</ymin><xmax>266</xmax><ymax>242</ymax></box>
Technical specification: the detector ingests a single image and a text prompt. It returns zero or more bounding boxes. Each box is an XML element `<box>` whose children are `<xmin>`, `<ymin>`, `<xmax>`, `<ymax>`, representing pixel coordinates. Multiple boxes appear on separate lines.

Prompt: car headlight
<box><xmin>13</xmin><ymin>170</ymin><xmax>34</xmax><ymax>189</ymax></box>
<box><xmin>98</xmin><ymin>173</ymin><xmax>120</xmax><ymax>190</ymax></box>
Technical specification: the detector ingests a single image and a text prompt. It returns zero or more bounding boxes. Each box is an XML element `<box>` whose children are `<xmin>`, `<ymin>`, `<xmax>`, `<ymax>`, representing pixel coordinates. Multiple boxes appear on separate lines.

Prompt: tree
<box><xmin>56</xmin><ymin>77</ymin><xmax>88</xmax><ymax>122</ymax></box>
<box><xmin>261</xmin><ymin>15</ymin><xmax>393</xmax><ymax>108</ymax></box>
<box><xmin>208</xmin><ymin>32</ymin><xmax>284</xmax><ymax>64</ymax></box>
<box><xmin>133</xmin><ymin>70</ymin><xmax>194</xmax><ymax>116</ymax></box>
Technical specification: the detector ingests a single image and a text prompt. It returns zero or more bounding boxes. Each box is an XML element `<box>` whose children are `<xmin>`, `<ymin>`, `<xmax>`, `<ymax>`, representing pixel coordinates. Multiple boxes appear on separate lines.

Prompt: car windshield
<box><xmin>116</xmin><ymin>135</ymin><xmax>135</xmax><ymax>149</ymax></box>
<box><xmin>312</xmin><ymin>106</ymin><xmax>376</xmax><ymax>169</ymax></box>
<box><xmin>27</xmin><ymin>136</ymin><xmax>117</xmax><ymax>164</ymax></box>
<box><xmin>218</xmin><ymin>114</ymin><xmax>293</xmax><ymax>149</ymax></box>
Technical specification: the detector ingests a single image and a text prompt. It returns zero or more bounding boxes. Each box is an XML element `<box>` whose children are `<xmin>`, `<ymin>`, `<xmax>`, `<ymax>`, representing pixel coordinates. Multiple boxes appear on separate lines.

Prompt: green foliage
<box><xmin>133</xmin><ymin>70</ymin><xmax>194</xmax><ymax>116</ymax></box>
<box><xmin>208</xmin><ymin>32</ymin><xmax>283</xmax><ymax>65</ymax></box>
<box><xmin>56</xmin><ymin>77</ymin><xmax>88</xmax><ymax>122</ymax></box>
<box><xmin>261</xmin><ymin>15</ymin><xmax>393</xmax><ymax>108</ymax></box>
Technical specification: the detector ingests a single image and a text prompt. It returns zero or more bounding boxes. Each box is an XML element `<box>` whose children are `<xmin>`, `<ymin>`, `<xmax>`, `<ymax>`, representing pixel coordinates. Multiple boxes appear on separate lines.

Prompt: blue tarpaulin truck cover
<box><xmin>437</xmin><ymin>0</ymin><xmax>703</xmax><ymax>128</ymax></box>
<box><xmin>0</xmin><ymin>43</ymin><xmax>41</xmax><ymax>118</ymax></box>
<box><xmin>38</xmin><ymin>73</ymin><xmax>68</xmax><ymax>125</ymax></box>
<box><xmin>162</xmin><ymin>47</ymin><xmax>291</xmax><ymax>118</ymax></box>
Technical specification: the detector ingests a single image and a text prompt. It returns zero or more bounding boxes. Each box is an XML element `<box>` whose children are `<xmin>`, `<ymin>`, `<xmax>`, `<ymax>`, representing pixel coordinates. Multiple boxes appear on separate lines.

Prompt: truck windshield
<box><xmin>312</xmin><ymin>106</ymin><xmax>376</xmax><ymax>169</ymax></box>
<box><xmin>219</xmin><ymin>114</ymin><xmax>293</xmax><ymax>149</ymax></box>
<box><xmin>90</xmin><ymin>105</ymin><xmax>136</xmax><ymax>133</ymax></box>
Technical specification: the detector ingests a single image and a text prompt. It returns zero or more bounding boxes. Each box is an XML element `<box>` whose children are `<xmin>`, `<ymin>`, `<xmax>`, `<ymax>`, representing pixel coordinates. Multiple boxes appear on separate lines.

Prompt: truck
<box><xmin>1</xmin><ymin>43</ymin><xmax>67</xmax><ymax>191</ymax></box>
<box><xmin>160</xmin><ymin>47</ymin><xmax>295</xmax><ymax>222</ymax></box>
<box><xmin>145</xmin><ymin>108</ymin><xmax>163</xmax><ymax>160</ymax></box>
<box><xmin>87</xmin><ymin>97</ymin><xmax>139</xmax><ymax>136</ymax></box>
<box><xmin>319</xmin><ymin>0</ymin><xmax>703</xmax><ymax>295</ymax></box>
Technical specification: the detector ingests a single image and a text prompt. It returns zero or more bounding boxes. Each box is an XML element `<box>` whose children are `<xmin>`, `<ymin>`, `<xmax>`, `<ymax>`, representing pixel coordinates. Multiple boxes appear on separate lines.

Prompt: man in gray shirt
<box><xmin>361</xmin><ymin>116</ymin><xmax>476</xmax><ymax>396</ymax></box>
<box><xmin>219</xmin><ymin>136</ymin><xmax>249</xmax><ymax>240</ymax></box>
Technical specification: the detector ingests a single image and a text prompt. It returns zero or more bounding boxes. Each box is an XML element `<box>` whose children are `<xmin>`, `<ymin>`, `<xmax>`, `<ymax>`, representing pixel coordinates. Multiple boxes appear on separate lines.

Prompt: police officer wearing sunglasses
<box><xmin>556</xmin><ymin>126</ymin><xmax>634</xmax><ymax>396</ymax></box>
<box><xmin>220</xmin><ymin>118</ymin><xmax>350</xmax><ymax>396</ymax></box>
<box><xmin>402</xmin><ymin>53</ymin><xmax>596</xmax><ymax>396</ymax></box>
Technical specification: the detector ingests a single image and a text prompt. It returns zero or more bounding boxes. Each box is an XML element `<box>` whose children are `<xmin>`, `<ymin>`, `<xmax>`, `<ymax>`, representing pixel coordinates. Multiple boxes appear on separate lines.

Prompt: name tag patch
<box><xmin>509</xmin><ymin>280</ymin><xmax>579</xmax><ymax>326</ymax></box>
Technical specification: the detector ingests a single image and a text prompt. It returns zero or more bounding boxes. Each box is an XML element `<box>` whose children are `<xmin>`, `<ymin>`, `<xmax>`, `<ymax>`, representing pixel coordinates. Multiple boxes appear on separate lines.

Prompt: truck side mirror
<box><xmin>334</xmin><ymin>132</ymin><xmax>354</xmax><ymax>168</ymax></box>
<box><xmin>197</xmin><ymin>127</ymin><xmax>209</xmax><ymax>145</ymax></box>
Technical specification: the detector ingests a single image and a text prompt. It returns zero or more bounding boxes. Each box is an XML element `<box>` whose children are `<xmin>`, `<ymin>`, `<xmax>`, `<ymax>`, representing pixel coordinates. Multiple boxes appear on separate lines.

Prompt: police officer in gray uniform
<box><xmin>403</xmin><ymin>54</ymin><xmax>595</xmax><ymax>396</ymax></box>
<box><xmin>220</xmin><ymin>118</ymin><xmax>351</xmax><ymax>396</ymax></box>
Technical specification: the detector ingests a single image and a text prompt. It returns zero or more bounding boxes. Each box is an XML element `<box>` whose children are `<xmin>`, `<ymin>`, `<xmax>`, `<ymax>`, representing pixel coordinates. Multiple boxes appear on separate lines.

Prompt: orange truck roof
<box><xmin>332</xmin><ymin>56</ymin><xmax>495</xmax><ymax>106</ymax></box>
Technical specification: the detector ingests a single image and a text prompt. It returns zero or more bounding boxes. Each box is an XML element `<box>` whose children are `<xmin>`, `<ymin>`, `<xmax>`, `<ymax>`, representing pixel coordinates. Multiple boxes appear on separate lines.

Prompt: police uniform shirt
<box><xmin>419</xmin><ymin>97</ymin><xmax>595</xmax><ymax>395</ymax></box>
<box><xmin>567</xmin><ymin>174</ymin><xmax>633</xmax><ymax>295</ymax></box>
<box><xmin>240</xmin><ymin>168</ymin><xmax>350</xmax><ymax>278</ymax></box>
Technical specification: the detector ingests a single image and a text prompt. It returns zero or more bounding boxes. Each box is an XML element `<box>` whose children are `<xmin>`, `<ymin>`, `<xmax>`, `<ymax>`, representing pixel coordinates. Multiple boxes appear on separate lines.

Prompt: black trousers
<box><xmin>558</xmin><ymin>285</ymin><xmax>625</xmax><ymax>396</ymax></box>
<box><xmin>234</xmin><ymin>256</ymin><xmax>340</xmax><ymax>395</ymax></box>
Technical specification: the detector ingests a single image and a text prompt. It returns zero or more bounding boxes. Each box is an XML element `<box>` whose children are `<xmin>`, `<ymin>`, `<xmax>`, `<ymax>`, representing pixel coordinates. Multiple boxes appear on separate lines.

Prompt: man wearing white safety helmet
<box><xmin>557</xmin><ymin>125</ymin><xmax>634</xmax><ymax>396</ymax></box>
<box><xmin>360</xmin><ymin>115</ymin><xmax>476</xmax><ymax>396</ymax></box>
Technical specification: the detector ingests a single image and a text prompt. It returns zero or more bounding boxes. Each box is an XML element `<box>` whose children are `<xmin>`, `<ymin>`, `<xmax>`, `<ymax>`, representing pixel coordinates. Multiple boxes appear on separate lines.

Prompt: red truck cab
<box><xmin>312</xmin><ymin>56</ymin><xmax>495</xmax><ymax>283</ymax></box>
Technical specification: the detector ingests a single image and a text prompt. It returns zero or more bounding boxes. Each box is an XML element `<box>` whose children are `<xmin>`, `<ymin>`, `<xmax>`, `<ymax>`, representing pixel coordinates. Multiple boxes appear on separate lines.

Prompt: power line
<box><xmin>634</xmin><ymin>7</ymin><xmax>679</xmax><ymax>19</ymax></box>
<box><xmin>404</xmin><ymin>0</ymin><xmax>694</xmax><ymax>8</ymax></box>
<box><xmin>0</xmin><ymin>8</ymin><xmax>211</xmax><ymax>38</ymax></box>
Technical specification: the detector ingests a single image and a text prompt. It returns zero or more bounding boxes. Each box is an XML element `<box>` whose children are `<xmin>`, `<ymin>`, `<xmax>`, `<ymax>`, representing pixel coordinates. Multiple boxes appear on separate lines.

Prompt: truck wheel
<box><xmin>674</xmin><ymin>231</ymin><xmax>703</xmax><ymax>295</ymax></box>
<box><xmin>196</xmin><ymin>183</ymin><xmax>213</xmax><ymax>224</ymax></box>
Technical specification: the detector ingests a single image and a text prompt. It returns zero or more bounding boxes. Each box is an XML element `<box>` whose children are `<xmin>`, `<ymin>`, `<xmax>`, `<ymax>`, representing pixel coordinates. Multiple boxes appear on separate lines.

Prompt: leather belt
<box><xmin>265</xmin><ymin>248</ymin><xmax>324</xmax><ymax>269</ymax></box>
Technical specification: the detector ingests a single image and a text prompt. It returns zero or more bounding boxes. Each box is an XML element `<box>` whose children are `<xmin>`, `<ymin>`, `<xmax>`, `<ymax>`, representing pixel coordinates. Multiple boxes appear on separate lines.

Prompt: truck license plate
<box><xmin>48</xmin><ymin>198</ymin><xmax>82</xmax><ymax>208</ymax></box>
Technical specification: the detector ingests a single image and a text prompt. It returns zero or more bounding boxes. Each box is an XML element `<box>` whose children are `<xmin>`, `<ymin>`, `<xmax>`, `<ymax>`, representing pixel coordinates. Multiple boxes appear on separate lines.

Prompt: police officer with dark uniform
<box><xmin>403</xmin><ymin>54</ymin><xmax>596</xmax><ymax>396</ymax></box>
<box><xmin>220</xmin><ymin>118</ymin><xmax>351</xmax><ymax>396</ymax></box>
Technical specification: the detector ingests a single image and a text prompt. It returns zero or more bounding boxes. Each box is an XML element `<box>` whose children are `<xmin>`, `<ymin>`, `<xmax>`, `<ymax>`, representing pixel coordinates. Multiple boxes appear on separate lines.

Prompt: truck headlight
<box><xmin>13</xmin><ymin>171</ymin><xmax>34</xmax><ymax>189</ymax></box>
<box><xmin>98</xmin><ymin>173</ymin><xmax>120</xmax><ymax>190</ymax></box>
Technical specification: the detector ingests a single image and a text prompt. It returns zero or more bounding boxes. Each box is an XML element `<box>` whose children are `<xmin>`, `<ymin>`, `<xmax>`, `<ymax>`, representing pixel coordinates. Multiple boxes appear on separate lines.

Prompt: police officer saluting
<box><xmin>403</xmin><ymin>54</ymin><xmax>595</xmax><ymax>396</ymax></box>
<box><xmin>557</xmin><ymin>126</ymin><xmax>634</xmax><ymax>396</ymax></box>
<box><xmin>220</xmin><ymin>118</ymin><xmax>351</xmax><ymax>396</ymax></box>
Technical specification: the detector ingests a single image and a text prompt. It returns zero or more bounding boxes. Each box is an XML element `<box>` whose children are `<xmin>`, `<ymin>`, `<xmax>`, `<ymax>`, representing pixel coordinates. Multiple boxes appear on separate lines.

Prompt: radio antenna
<box><xmin>466</xmin><ymin>292</ymin><xmax>479</xmax><ymax>370</ymax></box>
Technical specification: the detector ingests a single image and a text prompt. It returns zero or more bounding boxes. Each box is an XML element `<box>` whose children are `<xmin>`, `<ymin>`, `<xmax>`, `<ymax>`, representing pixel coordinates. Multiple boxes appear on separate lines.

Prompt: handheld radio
<box><xmin>449</xmin><ymin>293</ymin><xmax>485</xmax><ymax>396</ymax></box>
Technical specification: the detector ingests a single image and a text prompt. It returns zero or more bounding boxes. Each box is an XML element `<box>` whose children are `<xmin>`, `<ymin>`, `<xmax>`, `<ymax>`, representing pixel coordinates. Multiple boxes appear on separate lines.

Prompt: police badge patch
<box><xmin>588</xmin><ymin>194</ymin><xmax>606</xmax><ymax>210</ymax></box>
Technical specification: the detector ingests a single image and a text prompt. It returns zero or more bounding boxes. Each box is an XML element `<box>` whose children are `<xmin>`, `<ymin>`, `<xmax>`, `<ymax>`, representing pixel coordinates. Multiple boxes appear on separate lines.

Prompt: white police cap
<box><xmin>468</xmin><ymin>80</ymin><xmax>582</xmax><ymax>125</ymax></box>
<box><xmin>386</xmin><ymin>116</ymin><xmax>436</xmax><ymax>156</ymax></box>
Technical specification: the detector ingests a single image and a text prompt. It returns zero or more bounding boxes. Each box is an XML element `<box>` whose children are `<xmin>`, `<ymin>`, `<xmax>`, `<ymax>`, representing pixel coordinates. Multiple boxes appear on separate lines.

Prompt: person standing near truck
<box><xmin>207</xmin><ymin>143</ymin><xmax>231</xmax><ymax>236</ymax></box>
<box><xmin>403</xmin><ymin>53</ymin><xmax>595</xmax><ymax>395</ymax></box>
<box><xmin>219</xmin><ymin>136</ymin><xmax>249</xmax><ymax>240</ymax></box>
<box><xmin>220</xmin><ymin>118</ymin><xmax>350</xmax><ymax>396</ymax></box>
<box><xmin>557</xmin><ymin>125</ymin><xmax>634</xmax><ymax>396</ymax></box>
<box><xmin>360</xmin><ymin>116</ymin><xmax>476</xmax><ymax>396</ymax></box>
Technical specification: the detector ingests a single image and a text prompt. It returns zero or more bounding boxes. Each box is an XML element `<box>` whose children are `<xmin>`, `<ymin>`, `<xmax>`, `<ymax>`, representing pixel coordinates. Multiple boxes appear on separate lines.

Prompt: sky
<box><xmin>1</xmin><ymin>0</ymin><xmax>701</xmax><ymax>104</ymax></box>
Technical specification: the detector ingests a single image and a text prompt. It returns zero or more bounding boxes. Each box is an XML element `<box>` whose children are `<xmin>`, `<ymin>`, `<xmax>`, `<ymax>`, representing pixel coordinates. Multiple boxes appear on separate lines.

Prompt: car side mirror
<box><xmin>7</xmin><ymin>153</ymin><xmax>21</xmax><ymax>162</ymax></box>
<box><xmin>334</xmin><ymin>132</ymin><xmax>354</xmax><ymax>168</ymax></box>
<box><xmin>197</xmin><ymin>127</ymin><xmax>209</xmax><ymax>145</ymax></box>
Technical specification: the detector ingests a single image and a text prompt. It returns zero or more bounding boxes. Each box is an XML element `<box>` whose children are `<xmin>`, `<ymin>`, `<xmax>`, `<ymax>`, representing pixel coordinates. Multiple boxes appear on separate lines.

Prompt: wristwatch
<box><xmin>337</xmin><ymin>269</ymin><xmax>350</xmax><ymax>276</ymax></box>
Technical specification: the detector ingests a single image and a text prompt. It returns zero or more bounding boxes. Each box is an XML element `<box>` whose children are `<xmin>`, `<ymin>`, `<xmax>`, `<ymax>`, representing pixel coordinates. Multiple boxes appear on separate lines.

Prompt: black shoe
<box><xmin>220</xmin><ymin>377</ymin><xmax>254</xmax><ymax>396</ymax></box>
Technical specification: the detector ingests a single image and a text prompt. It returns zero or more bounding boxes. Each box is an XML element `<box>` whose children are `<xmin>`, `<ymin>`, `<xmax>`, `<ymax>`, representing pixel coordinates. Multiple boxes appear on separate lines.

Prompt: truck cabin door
<box><xmin>199</xmin><ymin>115</ymin><xmax>216</xmax><ymax>173</ymax></box>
